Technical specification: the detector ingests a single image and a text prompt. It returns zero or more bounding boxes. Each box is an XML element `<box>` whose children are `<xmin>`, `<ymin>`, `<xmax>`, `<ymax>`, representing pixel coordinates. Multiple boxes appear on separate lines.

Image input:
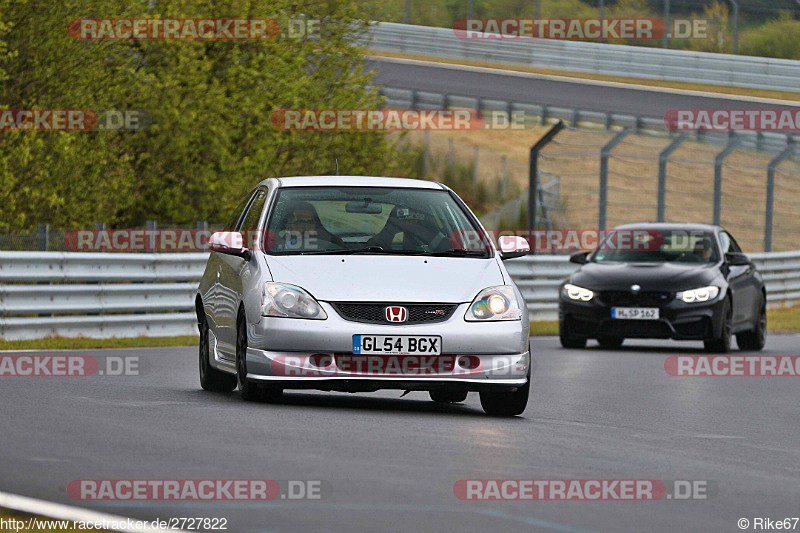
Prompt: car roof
<box><xmin>260</xmin><ymin>176</ymin><xmax>447</xmax><ymax>190</ymax></box>
<box><xmin>613</xmin><ymin>222</ymin><xmax>722</xmax><ymax>233</ymax></box>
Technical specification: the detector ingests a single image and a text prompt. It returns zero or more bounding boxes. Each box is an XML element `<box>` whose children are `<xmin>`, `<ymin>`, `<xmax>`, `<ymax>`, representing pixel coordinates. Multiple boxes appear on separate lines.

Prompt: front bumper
<box><xmin>236</xmin><ymin>301</ymin><xmax>531</xmax><ymax>391</ymax></box>
<box><xmin>559</xmin><ymin>295</ymin><xmax>726</xmax><ymax>340</ymax></box>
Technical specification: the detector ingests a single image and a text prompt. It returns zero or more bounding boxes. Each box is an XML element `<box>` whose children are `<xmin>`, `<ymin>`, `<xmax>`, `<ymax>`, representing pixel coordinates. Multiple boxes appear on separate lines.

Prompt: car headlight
<box><xmin>262</xmin><ymin>282</ymin><xmax>327</xmax><ymax>319</ymax></box>
<box><xmin>563</xmin><ymin>283</ymin><xmax>594</xmax><ymax>302</ymax></box>
<box><xmin>676</xmin><ymin>286</ymin><xmax>720</xmax><ymax>304</ymax></box>
<box><xmin>465</xmin><ymin>286</ymin><xmax>521</xmax><ymax>321</ymax></box>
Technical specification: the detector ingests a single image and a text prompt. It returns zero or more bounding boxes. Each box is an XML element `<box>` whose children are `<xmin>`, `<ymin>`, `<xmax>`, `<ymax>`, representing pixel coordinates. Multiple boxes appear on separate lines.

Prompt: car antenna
<box><xmin>335</xmin><ymin>158</ymin><xmax>339</xmax><ymax>176</ymax></box>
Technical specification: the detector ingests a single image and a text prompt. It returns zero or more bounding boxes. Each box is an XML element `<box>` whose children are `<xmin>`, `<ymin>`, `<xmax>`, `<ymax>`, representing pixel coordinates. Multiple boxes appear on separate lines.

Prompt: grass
<box><xmin>531</xmin><ymin>304</ymin><xmax>800</xmax><ymax>336</ymax></box>
<box><xmin>371</xmin><ymin>50</ymin><xmax>800</xmax><ymax>102</ymax></box>
<box><xmin>0</xmin><ymin>335</ymin><xmax>199</xmax><ymax>351</ymax></box>
<box><xmin>0</xmin><ymin>306</ymin><xmax>797</xmax><ymax>348</ymax></box>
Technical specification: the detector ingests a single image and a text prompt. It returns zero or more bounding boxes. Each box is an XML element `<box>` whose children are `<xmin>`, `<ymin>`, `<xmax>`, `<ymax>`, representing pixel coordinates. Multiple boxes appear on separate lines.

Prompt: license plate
<box><xmin>353</xmin><ymin>335</ymin><xmax>441</xmax><ymax>355</ymax></box>
<box><xmin>611</xmin><ymin>307</ymin><xmax>659</xmax><ymax>320</ymax></box>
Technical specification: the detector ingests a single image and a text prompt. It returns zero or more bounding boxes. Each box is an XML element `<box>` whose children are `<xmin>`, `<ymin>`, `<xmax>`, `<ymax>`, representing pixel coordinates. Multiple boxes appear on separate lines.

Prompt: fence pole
<box><xmin>729</xmin><ymin>0</ymin><xmax>739</xmax><ymax>54</ymax></box>
<box><xmin>657</xmin><ymin>133</ymin><xmax>688</xmax><ymax>222</ymax></box>
<box><xmin>528</xmin><ymin>120</ymin><xmax>565</xmax><ymax>250</ymax></box>
<box><xmin>764</xmin><ymin>138</ymin><xmax>795</xmax><ymax>252</ymax></box>
<box><xmin>598</xmin><ymin>0</ymin><xmax>605</xmax><ymax>44</ymax></box>
<box><xmin>663</xmin><ymin>0</ymin><xmax>670</xmax><ymax>49</ymax></box>
<box><xmin>713</xmin><ymin>133</ymin><xmax>741</xmax><ymax>225</ymax></box>
<box><xmin>37</xmin><ymin>224</ymin><xmax>49</xmax><ymax>252</ymax></box>
<box><xmin>599</xmin><ymin>129</ymin><xmax>631</xmax><ymax>231</ymax></box>
<box><xmin>404</xmin><ymin>0</ymin><xmax>410</xmax><ymax>24</ymax></box>
<box><xmin>423</xmin><ymin>130</ymin><xmax>430</xmax><ymax>176</ymax></box>
<box><xmin>447</xmin><ymin>138</ymin><xmax>454</xmax><ymax>174</ymax></box>
<box><xmin>473</xmin><ymin>146</ymin><xmax>479</xmax><ymax>184</ymax></box>
<box><xmin>501</xmin><ymin>156</ymin><xmax>507</xmax><ymax>199</ymax></box>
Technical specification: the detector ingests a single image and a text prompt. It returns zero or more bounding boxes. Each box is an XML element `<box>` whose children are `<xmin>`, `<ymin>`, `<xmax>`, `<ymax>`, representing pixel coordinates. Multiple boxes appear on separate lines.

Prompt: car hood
<box><xmin>264</xmin><ymin>255</ymin><xmax>505</xmax><ymax>302</ymax></box>
<box><xmin>570</xmin><ymin>262</ymin><xmax>720</xmax><ymax>292</ymax></box>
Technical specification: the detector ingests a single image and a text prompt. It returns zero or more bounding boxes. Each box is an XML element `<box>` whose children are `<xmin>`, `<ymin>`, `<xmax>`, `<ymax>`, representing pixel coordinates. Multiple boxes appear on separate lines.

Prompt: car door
<box><xmin>216</xmin><ymin>188</ymin><xmax>268</xmax><ymax>357</ymax></box>
<box><xmin>720</xmin><ymin>231</ymin><xmax>758</xmax><ymax>328</ymax></box>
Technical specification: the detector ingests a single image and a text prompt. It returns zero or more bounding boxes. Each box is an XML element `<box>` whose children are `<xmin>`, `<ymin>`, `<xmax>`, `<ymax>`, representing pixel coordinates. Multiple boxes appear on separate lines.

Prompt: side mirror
<box><xmin>498</xmin><ymin>235</ymin><xmax>530</xmax><ymax>260</ymax></box>
<box><xmin>209</xmin><ymin>231</ymin><xmax>251</xmax><ymax>260</ymax></box>
<box><xmin>725</xmin><ymin>252</ymin><xmax>751</xmax><ymax>266</ymax></box>
<box><xmin>570</xmin><ymin>251</ymin><xmax>590</xmax><ymax>264</ymax></box>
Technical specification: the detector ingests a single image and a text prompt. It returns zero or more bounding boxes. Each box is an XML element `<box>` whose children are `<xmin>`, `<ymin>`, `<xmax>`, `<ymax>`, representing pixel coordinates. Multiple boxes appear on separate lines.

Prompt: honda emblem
<box><xmin>385</xmin><ymin>306</ymin><xmax>408</xmax><ymax>323</ymax></box>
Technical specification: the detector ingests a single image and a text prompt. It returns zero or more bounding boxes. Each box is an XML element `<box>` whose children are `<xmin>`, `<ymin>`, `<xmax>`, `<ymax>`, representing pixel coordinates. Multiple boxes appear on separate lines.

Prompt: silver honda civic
<box><xmin>195</xmin><ymin>176</ymin><xmax>532</xmax><ymax>416</ymax></box>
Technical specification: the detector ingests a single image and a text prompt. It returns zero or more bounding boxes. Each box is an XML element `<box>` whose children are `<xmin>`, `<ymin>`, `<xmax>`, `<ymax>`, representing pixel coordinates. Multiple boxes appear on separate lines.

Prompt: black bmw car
<box><xmin>559</xmin><ymin>223</ymin><xmax>766</xmax><ymax>353</ymax></box>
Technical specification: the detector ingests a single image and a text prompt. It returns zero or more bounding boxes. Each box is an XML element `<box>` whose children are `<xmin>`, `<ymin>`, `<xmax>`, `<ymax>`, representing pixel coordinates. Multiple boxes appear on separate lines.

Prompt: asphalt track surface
<box><xmin>366</xmin><ymin>57</ymin><xmax>800</xmax><ymax>118</ymax></box>
<box><xmin>2</xmin><ymin>336</ymin><xmax>800</xmax><ymax>532</ymax></box>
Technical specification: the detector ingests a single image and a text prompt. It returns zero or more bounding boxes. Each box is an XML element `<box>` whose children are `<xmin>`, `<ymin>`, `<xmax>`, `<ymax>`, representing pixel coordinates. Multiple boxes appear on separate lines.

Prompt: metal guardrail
<box><xmin>379</xmin><ymin>86</ymin><xmax>798</xmax><ymax>154</ymax></box>
<box><xmin>368</xmin><ymin>22</ymin><xmax>800</xmax><ymax>94</ymax></box>
<box><xmin>1</xmin><ymin>251</ymin><xmax>798</xmax><ymax>340</ymax></box>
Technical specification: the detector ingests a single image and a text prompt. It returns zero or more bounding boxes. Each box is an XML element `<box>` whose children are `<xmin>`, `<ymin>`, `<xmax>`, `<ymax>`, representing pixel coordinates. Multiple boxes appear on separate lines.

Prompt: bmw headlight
<box><xmin>465</xmin><ymin>286</ymin><xmax>521</xmax><ymax>321</ymax></box>
<box><xmin>262</xmin><ymin>282</ymin><xmax>327</xmax><ymax>319</ymax></box>
<box><xmin>563</xmin><ymin>283</ymin><xmax>594</xmax><ymax>302</ymax></box>
<box><xmin>676</xmin><ymin>286</ymin><xmax>720</xmax><ymax>304</ymax></box>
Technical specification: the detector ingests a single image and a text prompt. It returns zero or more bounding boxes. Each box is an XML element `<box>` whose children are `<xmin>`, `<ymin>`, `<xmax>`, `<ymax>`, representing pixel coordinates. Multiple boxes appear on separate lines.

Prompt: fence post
<box><xmin>657</xmin><ymin>133</ymin><xmax>689</xmax><ymax>222</ymax></box>
<box><xmin>37</xmin><ymin>224</ymin><xmax>49</xmax><ymax>251</ymax></box>
<box><xmin>713</xmin><ymin>133</ymin><xmax>741</xmax><ymax>226</ymax></box>
<box><xmin>729</xmin><ymin>0</ymin><xmax>739</xmax><ymax>54</ymax></box>
<box><xmin>663</xmin><ymin>0</ymin><xmax>670</xmax><ymax>49</ymax></box>
<box><xmin>423</xmin><ymin>130</ymin><xmax>430</xmax><ymax>177</ymax></box>
<box><xmin>501</xmin><ymin>156</ymin><xmax>507</xmax><ymax>199</ymax></box>
<box><xmin>599</xmin><ymin>129</ymin><xmax>631</xmax><ymax>231</ymax></box>
<box><xmin>764</xmin><ymin>137</ymin><xmax>795</xmax><ymax>252</ymax></box>
<box><xmin>473</xmin><ymin>146</ymin><xmax>479</xmax><ymax>184</ymax></box>
<box><xmin>447</xmin><ymin>138</ymin><xmax>454</xmax><ymax>174</ymax></box>
<box><xmin>528</xmin><ymin>120</ymin><xmax>565</xmax><ymax>250</ymax></box>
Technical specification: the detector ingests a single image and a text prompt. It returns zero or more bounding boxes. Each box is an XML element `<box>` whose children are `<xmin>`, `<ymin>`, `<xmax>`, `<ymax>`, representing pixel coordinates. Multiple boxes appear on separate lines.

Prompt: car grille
<box><xmin>601</xmin><ymin>320</ymin><xmax>672</xmax><ymax>338</ymax></box>
<box><xmin>331</xmin><ymin>303</ymin><xmax>458</xmax><ymax>325</ymax></box>
<box><xmin>599</xmin><ymin>291</ymin><xmax>673</xmax><ymax>307</ymax></box>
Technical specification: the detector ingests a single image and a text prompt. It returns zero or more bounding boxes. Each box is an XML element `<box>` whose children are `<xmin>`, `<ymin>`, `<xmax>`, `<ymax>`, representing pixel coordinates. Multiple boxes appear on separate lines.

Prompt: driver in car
<box><xmin>278</xmin><ymin>201</ymin><xmax>345</xmax><ymax>251</ymax></box>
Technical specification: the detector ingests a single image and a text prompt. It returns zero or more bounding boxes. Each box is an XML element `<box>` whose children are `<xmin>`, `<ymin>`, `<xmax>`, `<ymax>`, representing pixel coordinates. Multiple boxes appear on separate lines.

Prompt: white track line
<box><xmin>370</xmin><ymin>55</ymin><xmax>800</xmax><ymax>107</ymax></box>
<box><xmin>0</xmin><ymin>491</ymin><xmax>179</xmax><ymax>532</ymax></box>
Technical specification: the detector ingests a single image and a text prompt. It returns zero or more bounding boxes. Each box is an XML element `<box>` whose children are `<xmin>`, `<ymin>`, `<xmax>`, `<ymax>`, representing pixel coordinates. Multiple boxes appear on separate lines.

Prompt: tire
<box><xmin>236</xmin><ymin>315</ymin><xmax>263</xmax><ymax>402</ymax></box>
<box><xmin>559</xmin><ymin>318</ymin><xmax>587</xmax><ymax>349</ymax></box>
<box><xmin>198</xmin><ymin>313</ymin><xmax>237</xmax><ymax>392</ymax></box>
<box><xmin>597</xmin><ymin>336</ymin><xmax>624</xmax><ymax>349</ymax></box>
<box><xmin>479</xmin><ymin>366</ymin><xmax>530</xmax><ymax>417</ymax></box>
<box><xmin>736</xmin><ymin>298</ymin><xmax>766</xmax><ymax>351</ymax></box>
<box><xmin>429</xmin><ymin>390</ymin><xmax>468</xmax><ymax>403</ymax></box>
<box><xmin>704</xmin><ymin>299</ymin><xmax>732</xmax><ymax>353</ymax></box>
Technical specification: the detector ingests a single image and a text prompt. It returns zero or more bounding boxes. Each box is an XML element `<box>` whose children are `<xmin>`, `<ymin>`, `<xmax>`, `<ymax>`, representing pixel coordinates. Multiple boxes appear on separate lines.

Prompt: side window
<box><xmin>224</xmin><ymin>190</ymin><xmax>256</xmax><ymax>231</ymax></box>
<box><xmin>718</xmin><ymin>232</ymin><xmax>731</xmax><ymax>254</ymax></box>
<box><xmin>719</xmin><ymin>232</ymin><xmax>741</xmax><ymax>254</ymax></box>
<box><xmin>241</xmin><ymin>189</ymin><xmax>268</xmax><ymax>231</ymax></box>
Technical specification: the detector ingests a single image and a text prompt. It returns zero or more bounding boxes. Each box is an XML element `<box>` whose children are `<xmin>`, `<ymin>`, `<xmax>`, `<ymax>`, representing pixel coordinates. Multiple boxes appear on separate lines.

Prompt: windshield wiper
<box><xmin>426</xmin><ymin>249</ymin><xmax>491</xmax><ymax>257</ymax></box>
<box><xmin>302</xmin><ymin>246</ymin><xmax>427</xmax><ymax>256</ymax></box>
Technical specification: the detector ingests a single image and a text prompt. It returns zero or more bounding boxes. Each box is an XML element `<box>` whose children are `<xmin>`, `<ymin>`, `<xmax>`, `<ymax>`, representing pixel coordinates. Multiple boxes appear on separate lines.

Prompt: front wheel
<box><xmin>236</xmin><ymin>316</ymin><xmax>262</xmax><ymax>401</ymax></box>
<box><xmin>479</xmin><ymin>367</ymin><xmax>530</xmax><ymax>417</ymax></box>
<box><xmin>736</xmin><ymin>299</ymin><xmax>766</xmax><ymax>351</ymax></box>
<box><xmin>597</xmin><ymin>336</ymin><xmax>624</xmax><ymax>349</ymax></box>
<box><xmin>430</xmin><ymin>390</ymin><xmax>468</xmax><ymax>403</ymax></box>
<box><xmin>704</xmin><ymin>299</ymin><xmax>732</xmax><ymax>353</ymax></box>
<box><xmin>560</xmin><ymin>318</ymin><xmax>587</xmax><ymax>349</ymax></box>
<box><xmin>199</xmin><ymin>314</ymin><xmax>237</xmax><ymax>392</ymax></box>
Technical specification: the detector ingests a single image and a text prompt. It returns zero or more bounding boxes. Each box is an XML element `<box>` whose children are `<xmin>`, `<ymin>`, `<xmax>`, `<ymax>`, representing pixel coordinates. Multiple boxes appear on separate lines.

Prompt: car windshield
<box><xmin>592</xmin><ymin>229</ymin><xmax>720</xmax><ymax>264</ymax></box>
<box><xmin>264</xmin><ymin>186</ymin><xmax>491</xmax><ymax>257</ymax></box>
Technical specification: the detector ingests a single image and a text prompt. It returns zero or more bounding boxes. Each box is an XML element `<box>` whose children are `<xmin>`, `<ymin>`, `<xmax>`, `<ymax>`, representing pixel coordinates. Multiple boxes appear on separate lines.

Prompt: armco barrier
<box><xmin>0</xmin><ymin>251</ymin><xmax>797</xmax><ymax>339</ymax></box>
<box><xmin>367</xmin><ymin>22</ymin><xmax>800</xmax><ymax>94</ymax></box>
